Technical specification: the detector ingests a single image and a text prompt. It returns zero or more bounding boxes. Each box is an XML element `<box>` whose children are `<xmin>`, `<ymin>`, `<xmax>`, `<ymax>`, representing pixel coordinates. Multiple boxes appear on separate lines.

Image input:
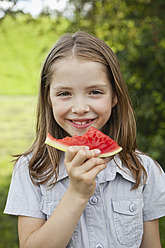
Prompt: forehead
<box><xmin>49</xmin><ymin>58</ymin><xmax>113</xmax><ymax>94</ymax></box>
<box><xmin>50</xmin><ymin>57</ymin><xmax>109</xmax><ymax>79</ymax></box>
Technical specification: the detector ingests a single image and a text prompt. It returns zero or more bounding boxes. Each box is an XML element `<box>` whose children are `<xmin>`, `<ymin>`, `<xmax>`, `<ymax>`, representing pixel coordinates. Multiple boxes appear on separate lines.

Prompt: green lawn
<box><xmin>0</xmin><ymin>96</ymin><xmax>36</xmax><ymax>247</ymax></box>
<box><xmin>0</xmin><ymin>96</ymin><xmax>165</xmax><ymax>247</ymax></box>
<box><xmin>0</xmin><ymin>14</ymin><xmax>69</xmax><ymax>95</ymax></box>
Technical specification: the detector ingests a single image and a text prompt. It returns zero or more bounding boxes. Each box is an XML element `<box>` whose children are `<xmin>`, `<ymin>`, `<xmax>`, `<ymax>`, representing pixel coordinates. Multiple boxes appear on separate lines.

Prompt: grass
<box><xmin>0</xmin><ymin>14</ymin><xmax>70</xmax><ymax>95</ymax></box>
<box><xmin>0</xmin><ymin>95</ymin><xmax>36</xmax><ymax>247</ymax></box>
<box><xmin>0</xmin><ymin>96</ymin><xmax>165</xmax><ymax>247</ymax></box>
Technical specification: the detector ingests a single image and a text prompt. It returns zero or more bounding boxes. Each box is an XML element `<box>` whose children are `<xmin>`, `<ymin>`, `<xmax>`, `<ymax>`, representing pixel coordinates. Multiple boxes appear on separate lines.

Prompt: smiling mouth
<box><xmin>71</xmin><ymin>120</ymin><xmax>94</xmax><ymax>125</ymax></box>
<box><xmin>68</xmin><ymin>118</ymin><xmax>96</xmax><ymax>128</ymax></box>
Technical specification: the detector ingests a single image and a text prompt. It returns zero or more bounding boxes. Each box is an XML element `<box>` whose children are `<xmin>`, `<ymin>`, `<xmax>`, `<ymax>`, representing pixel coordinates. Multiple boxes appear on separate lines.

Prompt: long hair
<box><xmin>16</xmin><ymin>31</ymin><xmax>147</xmax><ymax>189</ymax></box>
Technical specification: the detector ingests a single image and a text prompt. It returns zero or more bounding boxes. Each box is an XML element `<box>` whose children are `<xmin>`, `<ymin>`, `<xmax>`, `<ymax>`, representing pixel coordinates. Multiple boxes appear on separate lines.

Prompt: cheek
<box><xmin>100</xmin><ymin>100</ymin><xmax>113</xmax><ymax>122</ymax></box>
<box><xmin>51</xmin><ymin>100</ymin><xmax>70</xmax><ymax>120</ymax></box>
<box><xmin>94</xmin><ymin>98</ymin><xmax>112</xmax><ymax>114</ymax></box>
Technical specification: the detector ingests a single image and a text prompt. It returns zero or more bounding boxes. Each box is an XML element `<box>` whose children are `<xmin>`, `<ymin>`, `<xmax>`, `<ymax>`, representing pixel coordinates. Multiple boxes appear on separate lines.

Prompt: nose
<box><xmin>71</xmin><ymin>97</ymin><xmax>90</xmax><ymax>115</ymax></box>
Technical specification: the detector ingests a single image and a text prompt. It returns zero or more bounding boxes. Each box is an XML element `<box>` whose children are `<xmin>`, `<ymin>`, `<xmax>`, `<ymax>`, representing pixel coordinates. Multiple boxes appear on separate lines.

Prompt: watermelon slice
<box><xmin>45</xmin><ymin>127</ymin><xmax>122</xmax><ymax>157</ymax></box>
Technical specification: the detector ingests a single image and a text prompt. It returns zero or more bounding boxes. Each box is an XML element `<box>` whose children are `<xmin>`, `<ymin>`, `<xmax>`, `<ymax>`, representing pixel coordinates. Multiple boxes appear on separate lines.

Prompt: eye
<box><xmin>57</xmin><ymin>91</ymin><xmax>71</xmax><ymax>97</ymax></box>
<box><xmin>89</xmin><ymin>90</ymin><xmax>103</xmax><ymax>95</ymax></box>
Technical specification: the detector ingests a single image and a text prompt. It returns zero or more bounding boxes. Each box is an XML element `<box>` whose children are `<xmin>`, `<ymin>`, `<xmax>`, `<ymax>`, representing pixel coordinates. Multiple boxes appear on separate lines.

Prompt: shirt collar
<box><xmin>97</xmin><ymin>155</ymin><xmax>136</xmax><ymax>184</ymax></box>
<box><xmin>56</xmin><ymin>153</ymin><xmax>136</xmax><ymax>183</ymax></box>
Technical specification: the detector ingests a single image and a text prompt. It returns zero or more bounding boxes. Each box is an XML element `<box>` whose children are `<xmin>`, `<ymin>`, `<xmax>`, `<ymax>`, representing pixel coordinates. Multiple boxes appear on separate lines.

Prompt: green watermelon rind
<box><xmin>45</xmin><ymin>131</ymin><xmax>122</xmax><ymax>158</ymax></box>
<box><xmin>45</xmin><ymin>134</ymin><xmax>68</xmax><ymax>152</ymax></box>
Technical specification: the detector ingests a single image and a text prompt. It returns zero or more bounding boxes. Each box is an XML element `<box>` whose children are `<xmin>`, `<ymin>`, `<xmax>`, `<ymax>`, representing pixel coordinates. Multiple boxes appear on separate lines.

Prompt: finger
<box><xmin>70</xmin><ymin>148</ymin><xmax>101</xmax><ymax>167</ymax></box>
<box><xmin>65</xmin><ymin>146</ymin><xmax>89</xmax><ymax>163</ymax></box>
<box><xmin>79</xmin><ymin>157</ymin><xmax>105</xmax><ymax>174</ymax></box>
<box><xmin>85</xmin><ymin>162</ymin><xmax>107</xmax><ymax>179</ymax></box>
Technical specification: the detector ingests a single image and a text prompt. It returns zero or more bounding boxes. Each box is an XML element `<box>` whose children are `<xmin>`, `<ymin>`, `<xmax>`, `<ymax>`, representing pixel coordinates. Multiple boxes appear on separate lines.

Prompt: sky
<box><xmin>0</xmin><ymin>0</ymin><xmax>68</xmax><ymax>17</ymax></box>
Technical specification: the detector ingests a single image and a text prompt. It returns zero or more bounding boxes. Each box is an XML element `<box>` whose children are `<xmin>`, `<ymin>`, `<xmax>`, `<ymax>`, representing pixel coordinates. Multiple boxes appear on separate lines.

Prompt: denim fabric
<box><xmin>4</xmin><ymin>153</ymin><xmax>165</xmax><ymax>248</ymax></box>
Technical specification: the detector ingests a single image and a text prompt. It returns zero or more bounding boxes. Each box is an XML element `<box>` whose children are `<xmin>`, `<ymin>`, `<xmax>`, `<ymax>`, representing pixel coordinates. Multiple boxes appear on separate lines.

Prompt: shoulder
<box><xmin>11</xmin><ymin>153</ymin><xmax>35</xmax><ymax>188</ymax></box>
<box><xmin>136</xmin><ymin>152</ymin><xmax>165</xmax><ymax>188</ymax></box>
<box><xmin>14</xmin><ymin>153</ymin><xmax>33</xmax><ymax>173</ymax></box>
<box><xmin>137</xmin><ymin>151</ymin><xmax>157</xmax><ymax>166</ymax></box>
<box><xmin>137</xmin><ymin>152</ymin><xmax>165</xmax><ymax>188</ymax></box>
<box><xmin>4</xmin><ymin>153</ymin><xmax>47</xmax><ymax>219</ymax></box>
<box><xmin>136</xmin><ymin>151</ymin><xmax>164</xmax><ymax>177</ymax></box>
<box><xmin>15</xmin><ymin>153</ymin><xmax>32</xmax><ymax>167</ymax></box>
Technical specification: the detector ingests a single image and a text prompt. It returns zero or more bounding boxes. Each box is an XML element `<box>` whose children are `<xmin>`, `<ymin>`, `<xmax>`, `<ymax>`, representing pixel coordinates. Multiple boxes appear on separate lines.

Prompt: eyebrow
<box><xmin>53</xmin><ymin>86</ymin><xmax>72</xmax><ymax>91</ymax></box>
<box><xmin>53</xmin><ymin>84</ymin><xmax>109</xmax><ymax>91</ymax></box>
<box><xmin>86</xmin><ymin>84</ymin><xmax>109</xmax><ymax>89</ymax></box>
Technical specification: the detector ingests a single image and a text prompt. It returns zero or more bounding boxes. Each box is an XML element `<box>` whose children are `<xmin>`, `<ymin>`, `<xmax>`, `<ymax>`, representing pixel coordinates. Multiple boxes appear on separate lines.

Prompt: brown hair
<box><xmin>16</xmin><ymin>31</ymin><xmax>147</xmax><ymax>189</ymax></box>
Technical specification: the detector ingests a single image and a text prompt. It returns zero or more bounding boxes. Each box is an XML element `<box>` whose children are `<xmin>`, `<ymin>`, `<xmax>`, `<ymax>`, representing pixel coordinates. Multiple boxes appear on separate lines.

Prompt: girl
<box><xmin>4</xmin><ymin>31</ymin><xmax>165</xmax><ymax>248</ymax></box>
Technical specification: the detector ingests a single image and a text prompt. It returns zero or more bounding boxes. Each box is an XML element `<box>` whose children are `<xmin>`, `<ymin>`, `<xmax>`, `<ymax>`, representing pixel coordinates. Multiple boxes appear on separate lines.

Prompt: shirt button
<box><xmin>95</xmin><ymin>244</ymin><xmax>104</xmax><ymax>248</ymax></box>
<box><xmin>129</xmin><ymin>203</ymin><xmax>136</xmax><ymax>212</ymax></box>
<box><xmin>89</xmin><ymin>196</ymin><xmax>98</xmax><ymax>205</ymax></box>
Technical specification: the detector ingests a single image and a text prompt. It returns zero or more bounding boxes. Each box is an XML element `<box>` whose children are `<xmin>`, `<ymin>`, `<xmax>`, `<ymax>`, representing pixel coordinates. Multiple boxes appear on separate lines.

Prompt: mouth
<box><xmin>68</xmin><ymin>118</ymin><xmax>96</xmax><ymax>129</ymax></box>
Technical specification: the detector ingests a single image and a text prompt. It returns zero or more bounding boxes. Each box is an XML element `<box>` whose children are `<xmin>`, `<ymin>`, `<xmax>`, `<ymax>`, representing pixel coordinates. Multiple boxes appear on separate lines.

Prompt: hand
<box><xmin>64</xmin><ymin>146</ymin><xmax>107</xmax><ymax>201</ymax></box>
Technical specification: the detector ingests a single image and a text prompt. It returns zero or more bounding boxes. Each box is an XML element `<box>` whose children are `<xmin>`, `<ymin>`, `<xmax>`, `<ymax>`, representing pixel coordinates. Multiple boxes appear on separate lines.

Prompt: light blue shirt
<box><xmin>4</xmin><ymin>153</ymin><xmax>165</xmax><ymax>248</ymax></box>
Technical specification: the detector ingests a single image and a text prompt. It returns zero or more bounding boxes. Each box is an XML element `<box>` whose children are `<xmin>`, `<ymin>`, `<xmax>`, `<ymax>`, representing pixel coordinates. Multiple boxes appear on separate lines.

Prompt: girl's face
<box><xmin>49</xmin><ymin>58</ymin><xmax>117</xmax><ymax>136</ymax></box>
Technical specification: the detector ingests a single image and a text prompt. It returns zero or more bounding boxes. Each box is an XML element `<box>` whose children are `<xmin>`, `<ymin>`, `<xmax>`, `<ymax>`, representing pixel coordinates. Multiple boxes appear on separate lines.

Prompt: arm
<box><xmin>18</xmin><ymin>188</ymin><xmax>89</xmax><ymax>248</ymax></box>
<box><xmin>140</xmin><ymin>219</ymin><xmax>161</xmax><ymax>248</ymax></box>
<box><xmin>18</xmin><ymin>147</ymin><xmax>106</xmax><ymax>248</ymax></box>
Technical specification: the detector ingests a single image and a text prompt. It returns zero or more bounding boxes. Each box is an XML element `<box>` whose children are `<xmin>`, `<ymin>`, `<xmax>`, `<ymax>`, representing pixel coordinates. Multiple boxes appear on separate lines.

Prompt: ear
<box><xmin>112</xmin><ymin>94</ymin><xmax>118</xmax><ymax>108</ymax></box>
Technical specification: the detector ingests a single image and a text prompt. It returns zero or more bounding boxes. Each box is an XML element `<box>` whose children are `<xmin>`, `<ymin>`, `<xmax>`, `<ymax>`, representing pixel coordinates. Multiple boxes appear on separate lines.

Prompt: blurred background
<box><xmin>0</xmin><ymin>0</ymin><xmax>165</xmax><ymax>247</ymax></box>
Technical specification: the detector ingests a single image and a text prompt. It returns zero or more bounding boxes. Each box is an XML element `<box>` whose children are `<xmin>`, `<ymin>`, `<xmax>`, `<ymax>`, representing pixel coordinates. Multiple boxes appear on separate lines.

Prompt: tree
<box><xmin>67</xmin><ymin>0</ymin><xmax>165</xmax><ymax>167</ymax></box>
<box><xmin>0</xmin><ymin>0</ymin><xmax>21</xmax><ymax>17</ymax></box>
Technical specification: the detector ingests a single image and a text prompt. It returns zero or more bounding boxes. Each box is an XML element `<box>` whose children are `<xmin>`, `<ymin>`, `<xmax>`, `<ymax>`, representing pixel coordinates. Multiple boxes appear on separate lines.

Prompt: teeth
<box><xmin>72</xmin><ymin>120</ymin><xmax>90</xmax><ymax>125</ymax></box>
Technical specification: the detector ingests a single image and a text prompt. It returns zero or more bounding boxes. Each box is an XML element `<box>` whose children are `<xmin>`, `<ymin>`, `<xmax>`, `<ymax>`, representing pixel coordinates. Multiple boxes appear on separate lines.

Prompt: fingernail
<box><xmin>68</xmin><ymin>146</ymin><xmax>74</xmax><ymax>152</ymax></box>
<box><xmin>94</xmin><ymin>149</ymin><xmax>101</xmax><ymax>155</ymax></box>
<box><xmin>84</xmin><ymin>146</ymin><xmax>90</xmax><ymax>150</ymax></box>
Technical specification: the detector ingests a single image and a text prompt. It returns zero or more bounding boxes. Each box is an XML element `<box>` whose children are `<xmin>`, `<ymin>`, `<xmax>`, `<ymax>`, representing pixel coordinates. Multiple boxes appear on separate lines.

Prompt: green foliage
<box><xmin>0</xmin><ymin>13</ymin><xmax>69</xmax><ymax>95</ymax></box>
<box><xmin>67</xmin><ymin>0</ymin><xmax>165</xmax><ymax>168</ymax></box>
<box><xmin>0</xmin><ymin>96</ymin><xmax>36</xmax><ymax>248</ymax></box>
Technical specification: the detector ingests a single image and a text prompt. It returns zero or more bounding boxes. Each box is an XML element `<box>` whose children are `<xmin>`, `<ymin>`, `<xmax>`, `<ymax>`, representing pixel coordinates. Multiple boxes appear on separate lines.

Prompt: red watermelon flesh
<box><xmin>45</xmin><ymin>126</ymin><xmax>122</xmax><ymax>157</ymax></box>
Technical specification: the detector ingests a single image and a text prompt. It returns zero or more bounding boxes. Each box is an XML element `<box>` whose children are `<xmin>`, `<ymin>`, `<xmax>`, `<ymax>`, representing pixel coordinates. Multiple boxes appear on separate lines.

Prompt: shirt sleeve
<box><xmin>4</xmin><ymin>155</ymin><xmax>46</xmax><ymax>219</ymax></box>
<box><xmin>142</xmin><ymin>156</ymin><xmax>165</xmax><ymax>221</ymax></box>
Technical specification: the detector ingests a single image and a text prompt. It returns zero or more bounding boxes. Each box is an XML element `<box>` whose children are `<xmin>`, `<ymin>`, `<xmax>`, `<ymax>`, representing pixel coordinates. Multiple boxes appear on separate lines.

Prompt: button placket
<box><xmin>87</xmin><ymin>188</ymin><xmax>108</xmax><ymax>248</ymax></box>
<box><xmin>95</xmin><ymin>244</ymin><xmax>104</xmax><ymax>248</ymax></box>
